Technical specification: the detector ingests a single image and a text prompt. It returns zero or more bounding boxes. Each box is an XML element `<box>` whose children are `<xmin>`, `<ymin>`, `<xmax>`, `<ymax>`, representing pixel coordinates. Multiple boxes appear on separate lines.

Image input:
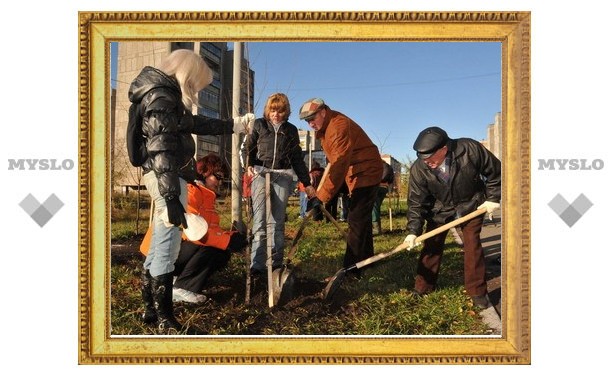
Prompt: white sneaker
<box><xmin>172</xmin><ymin>287</ymin><xmax>207</xmax><ymax>303</ymax></box>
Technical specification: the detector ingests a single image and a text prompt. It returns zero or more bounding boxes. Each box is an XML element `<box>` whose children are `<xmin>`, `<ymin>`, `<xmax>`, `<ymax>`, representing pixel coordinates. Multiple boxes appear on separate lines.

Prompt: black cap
<box><xmin>413</xmin><ymin>127</ymin><xmax>449</xmax><ymax>159</ymax></box>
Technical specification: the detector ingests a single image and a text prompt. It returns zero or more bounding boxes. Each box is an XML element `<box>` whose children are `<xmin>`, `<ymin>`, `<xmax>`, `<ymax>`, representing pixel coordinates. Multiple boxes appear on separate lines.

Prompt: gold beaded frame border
<box><xmin>78</xmin><ymin>11</ymin><xmax>530</xmax><ymax>364</ymax></box>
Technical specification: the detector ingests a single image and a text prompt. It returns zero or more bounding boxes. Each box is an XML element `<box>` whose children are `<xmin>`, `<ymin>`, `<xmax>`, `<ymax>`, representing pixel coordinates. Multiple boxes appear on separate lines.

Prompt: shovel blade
<box><xmin>321</xmin><ymin>269</ymin><xmax>347</xmax><ymax>301</ymax></box>
<box><xmin>271</xmin><ymin>265</ymin><xmax>296</xmax><ymax>306</ymax></box>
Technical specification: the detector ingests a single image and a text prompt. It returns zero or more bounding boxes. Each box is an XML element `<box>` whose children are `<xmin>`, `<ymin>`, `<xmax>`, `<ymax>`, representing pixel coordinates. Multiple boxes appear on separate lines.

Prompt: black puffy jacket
<box><xmin>128</xmin><ymin>66</ymin><xmax>233</xmax><ymax>199</ymax></box>
<box><xmin>245</xmin><ymin>118</ymin><xmax>311</xmax><ymax>186</ymax></box>
<box><xmin>407</xmin><ymin>137</ymin><xmax>501</xmax><ymax>235</ymax></box>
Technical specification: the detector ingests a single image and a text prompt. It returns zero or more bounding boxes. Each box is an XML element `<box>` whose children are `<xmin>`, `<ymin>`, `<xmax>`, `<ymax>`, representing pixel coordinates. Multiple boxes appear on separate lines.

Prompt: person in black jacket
<box><xmin>128</xmin><ymin>49</ymin><xmax>254</xmax><ymax>334</ymax></box>
<box><xmin>245</xmin><ymin>93</ymin><xmax>316</xmax><ymax>277</ymax></box>
<box><xmin>307</xmin><ymin>161</ymin><xmax>325</xmax><ymax>221</ymax></box>
<box><xmin>372</xmin><ymin>159</ymin><xmax>394</xmax><ymax>235</ymax></box>
<box><xmin>404</xmin><ymin>126</ymin><xmax>501</xmax><ymax>309</ymax></box>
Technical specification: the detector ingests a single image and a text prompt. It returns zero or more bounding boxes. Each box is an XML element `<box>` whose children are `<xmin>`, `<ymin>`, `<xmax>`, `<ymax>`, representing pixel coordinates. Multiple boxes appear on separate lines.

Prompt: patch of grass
<box><xmin>110</xmin><ymin>194</ymin><xmax>496</xmax><ymax>336</ymax></box>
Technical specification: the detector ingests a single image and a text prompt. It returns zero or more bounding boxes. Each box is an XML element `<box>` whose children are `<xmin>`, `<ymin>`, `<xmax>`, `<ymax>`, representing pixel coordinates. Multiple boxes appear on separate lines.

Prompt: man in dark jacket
<box><xmin>404</xmin><ymin>126</ymin><xmax>501</xmax><ymax>309</ymax></box>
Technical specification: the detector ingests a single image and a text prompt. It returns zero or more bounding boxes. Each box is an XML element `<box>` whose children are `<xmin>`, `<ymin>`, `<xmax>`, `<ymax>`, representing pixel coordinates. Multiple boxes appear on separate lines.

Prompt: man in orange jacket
<box><xmin>299</xmin><ymin>98</ymin><xmax>383</xmax><ymax>279</ymax></box>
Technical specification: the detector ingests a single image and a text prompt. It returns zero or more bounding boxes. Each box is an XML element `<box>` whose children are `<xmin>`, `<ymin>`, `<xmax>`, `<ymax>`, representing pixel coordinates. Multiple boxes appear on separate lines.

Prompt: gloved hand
<box><xmin>304</xmin><ymin>185</ymin><xmax>316</xmax><ymax>199</ymax></box>
<box><xmin>165</xmin><ymin>196</ymin><xmax>188</xmax><ymax>228</ymax></box>
<box><xmin>477</xmin><ymin>201</ymin><xmax>500</xmax><ymax>215</ymax></box>
<box><xmin>233</xmin><ymin>113</ymin><xmax>255</xmax><ymax>134</ymax></box>
<box><xmin>179</xmin><ymin>111</ymin><xmax>194</xmax><ymax>129</ymax></box>
<box><xmin>404</xmin><ymin>234</ymin><xmax>418</xmax><ymax>250</ymax></box>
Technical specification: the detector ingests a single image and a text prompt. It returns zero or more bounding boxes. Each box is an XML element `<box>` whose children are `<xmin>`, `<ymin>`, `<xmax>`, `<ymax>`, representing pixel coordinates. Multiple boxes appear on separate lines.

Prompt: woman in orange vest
<box><xmin>174</xmin><ymin>153</ymin><xmax>248</xmax><ymax>303</ymax></box>
<box><xmin>143</xmin><ymin>153</ymin><xmax>247</xmax><ymax>304</ymax></box>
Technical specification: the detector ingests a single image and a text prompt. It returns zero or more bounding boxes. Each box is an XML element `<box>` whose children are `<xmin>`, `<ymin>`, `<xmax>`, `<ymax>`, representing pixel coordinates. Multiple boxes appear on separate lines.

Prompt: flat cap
<box><xmin>299</xmin><ymin>98</ymin><xmax>325</xmax><ymax>120</ymax></box>
<box><xmin>413</xmin><ymin>126</ymin><xmax>449</xmax><ymax>159</ymax></box>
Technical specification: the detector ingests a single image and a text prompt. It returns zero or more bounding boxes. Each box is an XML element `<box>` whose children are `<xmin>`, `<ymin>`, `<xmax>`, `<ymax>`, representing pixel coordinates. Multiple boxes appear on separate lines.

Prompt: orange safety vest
<box><xmin>140</xmin><ymin>182</ymin><xmax>234</xmax><ymax>255</ymax></box>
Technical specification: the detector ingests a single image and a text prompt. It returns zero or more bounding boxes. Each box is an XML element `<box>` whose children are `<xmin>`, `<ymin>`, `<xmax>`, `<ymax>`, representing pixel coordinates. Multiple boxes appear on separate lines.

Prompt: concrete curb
<box><xmin>479</xmin><ymin>306</ymin><xmax>502</xmax><ymax>334</ymax></box>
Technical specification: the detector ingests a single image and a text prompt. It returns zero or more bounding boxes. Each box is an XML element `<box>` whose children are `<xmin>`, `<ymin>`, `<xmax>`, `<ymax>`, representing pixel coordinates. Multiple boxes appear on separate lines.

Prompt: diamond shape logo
<box><xmin>19</xmin><ymin>193</ymin><xmax>64</xmax><ymax>227</ymax></box>
<box><xmin>548</xmin><ymin>193</ymin><xmax>593</xmax><ymax>227</ymax></box>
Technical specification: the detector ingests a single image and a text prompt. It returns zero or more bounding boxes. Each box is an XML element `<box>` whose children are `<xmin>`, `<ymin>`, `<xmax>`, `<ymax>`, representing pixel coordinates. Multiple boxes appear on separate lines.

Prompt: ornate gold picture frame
<box><xmin>78</xmin><ymin>11</ymin><xmax>530</xmax><ymax>364</ymax></box>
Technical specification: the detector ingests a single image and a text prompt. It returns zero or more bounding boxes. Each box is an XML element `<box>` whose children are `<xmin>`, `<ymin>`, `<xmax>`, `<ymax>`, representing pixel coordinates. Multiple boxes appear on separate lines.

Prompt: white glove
<box><xmin>233</xmin><ymin>113</ymin><xmax>255</xmax><ymax>134</ymax></box>
<box><xmin>477</xmin><ymin>201</ymin><xmax>500</xmax><ymax>215</ymax></box>
<box><xmin>404</xmin><ymin>234</ymin><xmax>418</xmax><ymax>250</ymax></box>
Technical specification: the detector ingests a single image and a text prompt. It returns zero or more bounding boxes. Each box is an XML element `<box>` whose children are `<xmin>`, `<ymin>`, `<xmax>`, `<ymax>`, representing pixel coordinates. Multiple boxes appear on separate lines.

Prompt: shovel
<box><xmin>321</xmin><ymin>207</ymin><xmax>487</xmax><ymax>301</ymax></box>
<box><xmin>273</xmin><ymin>202</ymin><xmax>350</xmax><ymax>304</ymax></box>
<box><xmin>272</xmin><ymin>164</ymin><xmax>337</xmax><ymax>305</ymax></box>
<box><xmin>270</xmin><ymin>206</ymin><xmax>317</xmax><ymax>306</ymax></box>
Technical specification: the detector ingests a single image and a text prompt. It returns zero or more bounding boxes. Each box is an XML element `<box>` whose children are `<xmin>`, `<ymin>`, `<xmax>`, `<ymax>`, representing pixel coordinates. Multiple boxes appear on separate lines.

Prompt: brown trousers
<box><xmin>414</xmin><ymin>214</ymin><xmax>487</xmax><ymax>296</ymax></box>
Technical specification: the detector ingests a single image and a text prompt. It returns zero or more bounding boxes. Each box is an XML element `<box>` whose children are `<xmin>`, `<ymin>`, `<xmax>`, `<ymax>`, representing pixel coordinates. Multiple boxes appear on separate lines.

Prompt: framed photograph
<box><xmin>79</xmin><ymin>11</ymin><xmax>530</xmax><ymax>364</ymax></box>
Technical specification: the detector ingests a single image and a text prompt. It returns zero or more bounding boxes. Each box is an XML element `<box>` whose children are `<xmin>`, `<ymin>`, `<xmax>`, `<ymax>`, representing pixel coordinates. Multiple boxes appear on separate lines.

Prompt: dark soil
<box><xmin>111</xmin><ymin>215</ymin><xmax>502</xmax><ymax>335</ymax></box>
<box><xmin>111</xmin><ymin>238</ymin><xmax>359</xmax><ymax>335</ymax></box>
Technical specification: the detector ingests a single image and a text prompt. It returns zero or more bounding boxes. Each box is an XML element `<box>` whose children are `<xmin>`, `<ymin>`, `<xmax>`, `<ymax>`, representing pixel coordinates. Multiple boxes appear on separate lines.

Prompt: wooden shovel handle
<box><xmin>415</xmin><ymin>207</ymin><xmax>487</xmax><ymax>244</ymax></box>
<box><xmin>287</xmin><ymin>207</ymin><xmax>316</xmax><ymax>260</ymax></box>
<box><xmin>354</xmin><ymin>207</ymin><xmax>488</xmax><ymax>270</ymax></box>
<box><xmin>319</xmin><ymin>204</ymin><xmax>348</xmax><ymax>239</ymax></box>
<box><xmin>317</xmin><ymin>163</ymin><xmax>331</xmax><ymax>191</ymax></box>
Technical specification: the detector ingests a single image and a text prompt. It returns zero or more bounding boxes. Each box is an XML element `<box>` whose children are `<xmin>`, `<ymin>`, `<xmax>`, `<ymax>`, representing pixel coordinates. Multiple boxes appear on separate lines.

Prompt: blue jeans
<box><xmin>299</xmin><ymin>191</ymin><xmax>307</xmax><ymax>217</ymax></box>
<box><xmin>142</xmin><ymin>170</ymin><xmax>187</xmax><ymax>277</ymax></box>
<box><xmin>250</xmin><ymin>170</ymin><xmax>293</xmax><ymax>272</ymax></box>
<box><xmin>372</xmin><ymin>186</ymin><xmax>388</xmax><ymax>222</ymax></box>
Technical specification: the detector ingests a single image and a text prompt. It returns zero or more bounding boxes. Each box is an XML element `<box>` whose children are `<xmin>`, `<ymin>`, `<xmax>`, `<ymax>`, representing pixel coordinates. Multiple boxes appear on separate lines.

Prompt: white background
<box><xmin>1</xmin><ymin>0</ymin><xmax>609</xmax><ymax>376</ymax></box>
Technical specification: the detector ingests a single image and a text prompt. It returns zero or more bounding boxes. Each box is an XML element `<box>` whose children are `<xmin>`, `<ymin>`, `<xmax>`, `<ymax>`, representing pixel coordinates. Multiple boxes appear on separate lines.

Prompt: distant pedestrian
<box><xmin>299</xmin><ymin>98</ymin><xmax>382</xmax><ymax>279</ymax></box>
<box><xmin>404</xmin><ymin>126</ymin><xmax>501</xmax><ymax>309</ymax></box>
<box><xmin>372</xmin><ymin>159</ymin><xmax>394</xmax><ymax>235</ymax></box>
<box><xmin>338</xmin><ymin>185</ymin><xmax>350</xmax><ymax>222</ymax></box>
<box><xmin>307</xmin><ymin>161</ymin><xmax>325</xmax><ymax>221</ymax></box>
<box><xmin>324</xmin><ymin>192</ymin><xmax>340</xmax><ymax>222</ymax></box>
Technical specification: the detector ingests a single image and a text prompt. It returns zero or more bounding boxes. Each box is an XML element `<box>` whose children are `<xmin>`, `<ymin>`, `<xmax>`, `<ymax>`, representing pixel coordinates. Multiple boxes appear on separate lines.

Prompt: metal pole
<box><xmin>232</xmin><ymin>42</ymin><xmax>244</xmax><ymax>232</ymax></box>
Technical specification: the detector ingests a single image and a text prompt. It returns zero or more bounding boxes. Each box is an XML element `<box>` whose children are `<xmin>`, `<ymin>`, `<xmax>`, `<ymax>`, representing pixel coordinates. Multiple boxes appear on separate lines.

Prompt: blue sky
<box><xmin>112</xmin><ymin>41</ymin><xmax>501</xmax><ymax>163</ymax></box>
<box><xmin>245</xmin><ymin>42</ymin><xmax>501</xmax><ymax>163</ymax></box>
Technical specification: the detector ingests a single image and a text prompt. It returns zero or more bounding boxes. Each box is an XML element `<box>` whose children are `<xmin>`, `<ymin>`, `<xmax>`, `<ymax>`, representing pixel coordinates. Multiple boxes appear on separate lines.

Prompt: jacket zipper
<box><xmin>271</xmin><ymin>123</ymin><xmax>280</xmax><ymax>169</ymax></box>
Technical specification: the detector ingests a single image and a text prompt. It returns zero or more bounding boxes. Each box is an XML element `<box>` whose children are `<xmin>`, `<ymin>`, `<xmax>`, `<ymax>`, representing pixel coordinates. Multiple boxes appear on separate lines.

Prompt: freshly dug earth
<box><xmin>111</xmin><ymin>238</ymin><xmax>367</xmax><ymax>336</ymax></box>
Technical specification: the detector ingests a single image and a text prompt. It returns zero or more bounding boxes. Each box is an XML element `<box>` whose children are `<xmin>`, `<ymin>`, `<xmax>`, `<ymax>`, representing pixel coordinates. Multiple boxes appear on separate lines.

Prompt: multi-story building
<box><xmin>381</xmin><ymin>154</ymin><xmax>402</xmax><ymax>193</ymax></box>
<box><xmin>111</xmin><ymin>42</ymin><xmax>254</xmax><ymax>194</ymax></box>
<box><xmin>297</xmin><ymin>129</ymin><xmax>325</xmax><ymax>170</ymax></box>
<box><xmin>481</xmin><ymin>112</ymin><xmax>502</xmax><ymax>160</ymax></box>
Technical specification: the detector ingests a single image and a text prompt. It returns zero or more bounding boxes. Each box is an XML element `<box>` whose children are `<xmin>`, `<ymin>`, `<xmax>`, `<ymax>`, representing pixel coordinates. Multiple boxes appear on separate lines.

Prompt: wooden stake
<box><xmin>265</xmin><ymin>172</ymin><xmax>274</xmax><ymax>308</ymax></box>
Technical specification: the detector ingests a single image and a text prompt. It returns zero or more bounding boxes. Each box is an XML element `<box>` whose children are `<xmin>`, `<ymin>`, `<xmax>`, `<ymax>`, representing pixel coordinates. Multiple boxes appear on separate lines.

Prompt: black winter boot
<box><xmin>150</xmin><ymin>273</ymin><xmax>203</xmax><ymax>335</ymax></box>
<box><xmin>151</xmin><ymin>272</ymin><xmax>188</xmax><ymax>334</ymax></box>
<box><xmin>141</xmin><ymin>269</ymin><xmax>158</xmax><ymax>324</ymax></box>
